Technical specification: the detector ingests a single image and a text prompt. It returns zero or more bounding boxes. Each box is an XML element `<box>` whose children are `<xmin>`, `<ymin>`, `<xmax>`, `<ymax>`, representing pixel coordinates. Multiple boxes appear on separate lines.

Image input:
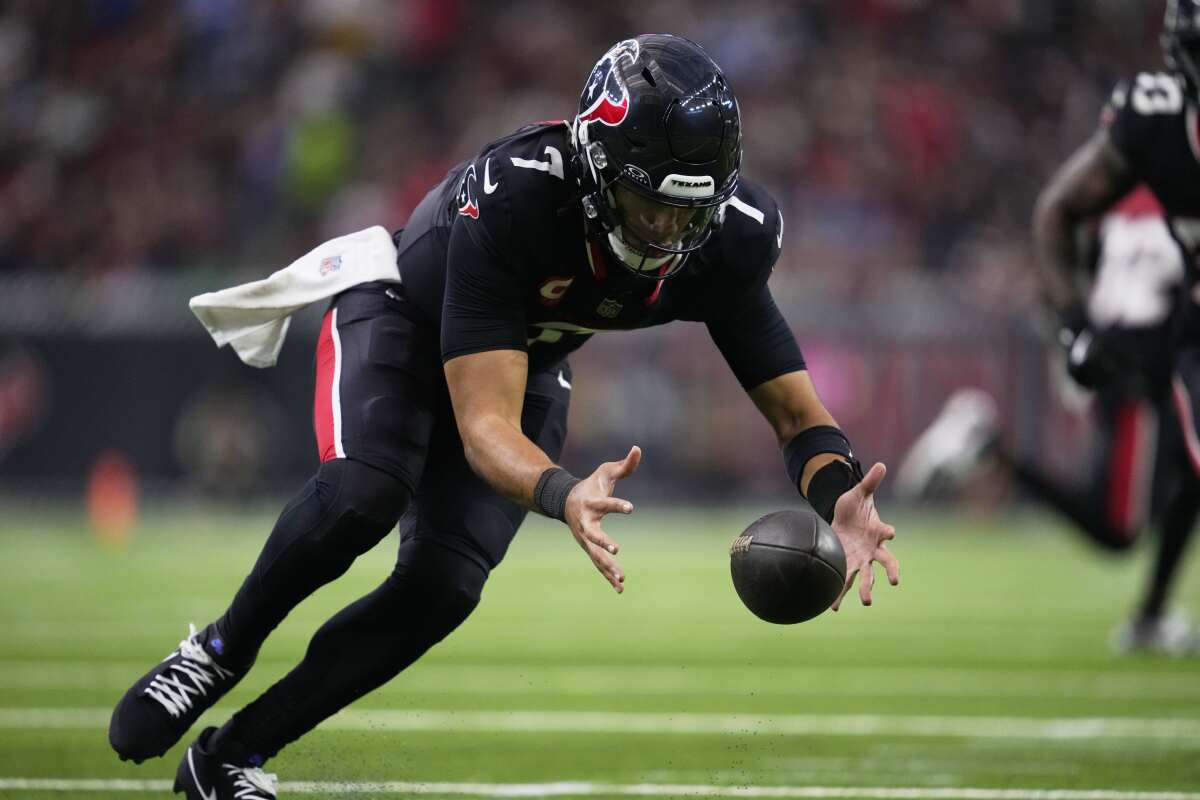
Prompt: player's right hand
<box><xmin>564</xmin><ymin>445</ymin><xmax>641</xmax><ymax>593</ymax></box>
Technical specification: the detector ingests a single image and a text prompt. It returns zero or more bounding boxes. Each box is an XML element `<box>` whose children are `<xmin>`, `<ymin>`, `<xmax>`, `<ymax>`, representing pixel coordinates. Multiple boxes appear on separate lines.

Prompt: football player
<box><xmin>898</xmin><ymin>187</ymin><xmax>1195</xmax><ymax>652</ymax></box>
<box><xmin>108</xmin><ymin>35</ymin><xmax>900</xmax><ymax>798</ymax></box>
<box><xmin>899</xmin><ymin>0</ymin><xmax>1200</xmax><ymax>655</ymax></box>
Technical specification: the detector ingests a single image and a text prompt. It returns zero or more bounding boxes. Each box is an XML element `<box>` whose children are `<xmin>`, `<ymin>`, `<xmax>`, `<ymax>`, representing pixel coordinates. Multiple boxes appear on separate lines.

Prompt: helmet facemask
<box><xmin>577</xmin><ymin>131</ymin><xmax>724</xmax><ymax>278</ymax></box>
<box><xmin>610</xmin><ymin>183</ymin><xmax>719</xmax><ymax>275</ymax></box>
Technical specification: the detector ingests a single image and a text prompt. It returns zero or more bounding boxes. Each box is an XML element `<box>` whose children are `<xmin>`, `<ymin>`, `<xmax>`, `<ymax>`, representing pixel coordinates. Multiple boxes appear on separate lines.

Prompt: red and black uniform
<box><xmin>314</xmin><ymin>121</ymin><xmax>802</xmax><ymax>565</ymax></box>
<box><xmin>111</xmin><ymin>35</ymin><xmax>806</xmax><ymax>772</ymax></box>
<box><xmin>1012</xmin><ymin>187</ymin><xmax>1183</xmax><ymax>551</ymax></box>
<box><xmin>1106</xmin><ymin>72</ymin><xmax>1200</xmax><ymax>477</ymax></box>
<box><xmin>201</xmin><ymin>123</ymin><xmax>805</xmax><ymax>764</ymax></box>
<box><xmin>1003</xmin><ymin>79</ymin><xmax>1200</xmax><ymax>627</ymax></box>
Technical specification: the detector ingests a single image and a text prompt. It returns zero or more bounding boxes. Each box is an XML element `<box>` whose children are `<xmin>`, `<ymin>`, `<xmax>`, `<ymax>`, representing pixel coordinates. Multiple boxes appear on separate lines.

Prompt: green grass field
<box><xmin>2</xmin><ymin>504</ymin><xmax>1199</xmax><ymax>798</ymax></box>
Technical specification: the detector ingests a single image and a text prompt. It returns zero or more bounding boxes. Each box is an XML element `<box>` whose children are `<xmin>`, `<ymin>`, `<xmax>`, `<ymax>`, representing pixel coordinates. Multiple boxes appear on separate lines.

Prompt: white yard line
<box><xmin>322</xmin><ymin>710</ymin><xmax>1200</xmax><ymax>741</ymax></box>
<box><xmin>1</xmin><ymin>662</ymin><xmax>1197</xmax><ymax>700</ymax></box>
<box><xmin>2</xmin><ymin>708</ymin><xmax>1200</xmax><ymax>742</ymax></box>
<box><xmin>1</xmin><ymin>779</ymin><xmax>1199</xmax><ymax>799</ymax></box>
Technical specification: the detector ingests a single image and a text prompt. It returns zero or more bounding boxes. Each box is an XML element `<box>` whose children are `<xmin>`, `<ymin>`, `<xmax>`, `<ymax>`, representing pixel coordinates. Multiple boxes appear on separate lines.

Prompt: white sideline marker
<box><xmin>1</xmin><ymin>779</ymin><xmax>1199</xmax><ymax>799</ymax></box>
<box><xmin>3</xmin><ymin>708</ymin><xmax>1200</xmax><ymax>742</ymax></box>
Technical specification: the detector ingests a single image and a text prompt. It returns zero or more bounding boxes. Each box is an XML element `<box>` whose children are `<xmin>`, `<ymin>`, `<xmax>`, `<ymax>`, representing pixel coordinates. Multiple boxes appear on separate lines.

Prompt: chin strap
<box><xmin>606</xmin><ymin>229</ymin><xmax>674</xmax><ymax>271</ymax></box>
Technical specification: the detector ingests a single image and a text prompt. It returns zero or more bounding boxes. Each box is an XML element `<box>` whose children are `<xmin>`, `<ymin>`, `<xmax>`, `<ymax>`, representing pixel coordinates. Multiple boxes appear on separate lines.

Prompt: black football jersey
<box><xmin>1105</xmin><ymin>72</ymin><xmax>1200</xmax><ymax>342</ymax></box>
<box><xmin>394</xmin><ymin>122</ymin><xmax>805</xmax><ymax>389</ymax></box>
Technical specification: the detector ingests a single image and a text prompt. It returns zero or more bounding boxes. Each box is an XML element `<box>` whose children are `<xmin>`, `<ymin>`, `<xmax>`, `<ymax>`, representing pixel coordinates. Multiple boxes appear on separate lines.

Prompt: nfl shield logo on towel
<box><xmin>319</xmin><ymin>255</ymin><xmax>342</xmax><ymax>276</ymax></box>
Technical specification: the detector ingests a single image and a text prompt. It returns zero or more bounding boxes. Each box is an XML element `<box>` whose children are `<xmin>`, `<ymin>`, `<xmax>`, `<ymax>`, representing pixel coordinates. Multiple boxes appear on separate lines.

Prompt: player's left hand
<box><xmin>829</xmin><ymin>462</ymin><xmax>899</xmax><ymax>610</ymax></box>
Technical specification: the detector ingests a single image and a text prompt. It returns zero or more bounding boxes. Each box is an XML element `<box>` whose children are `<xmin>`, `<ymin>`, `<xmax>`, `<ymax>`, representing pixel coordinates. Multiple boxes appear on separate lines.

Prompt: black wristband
<box><xmin>534</xmin><ymin>467</ymin><xmax>580</xmax><ymax>522</ymax></box>
<box><xmin>783</xmin><ymin>425</ymin><xmax>857</xmax><ymax>488</ymax></box>
<box><xmin>806</xmin><ymin>459</ymin><xmax>865</xmax><ymax>524</ymax></box>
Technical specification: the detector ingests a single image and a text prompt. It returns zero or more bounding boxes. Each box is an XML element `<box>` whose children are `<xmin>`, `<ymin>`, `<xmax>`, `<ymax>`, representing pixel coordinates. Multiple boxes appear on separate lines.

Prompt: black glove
<box><xmin>1057</xmin><ymin>305</ymin><xmax>1128</xmax><ymax>390</ymax></box>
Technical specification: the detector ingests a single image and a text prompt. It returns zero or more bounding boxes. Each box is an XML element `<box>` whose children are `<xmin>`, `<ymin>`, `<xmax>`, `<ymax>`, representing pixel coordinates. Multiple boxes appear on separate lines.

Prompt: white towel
<box><xmin>189</xmin><ymin>225</ymin><xmax>400</xmax><ymax>368</ymax></box>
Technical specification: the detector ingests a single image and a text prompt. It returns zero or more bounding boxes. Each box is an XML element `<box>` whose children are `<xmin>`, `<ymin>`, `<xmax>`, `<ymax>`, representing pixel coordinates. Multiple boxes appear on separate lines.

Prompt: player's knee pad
<box><xmin>310</xmin><ymin>458</ymin><xmax>411</xmax><ymax>557</ymax></box>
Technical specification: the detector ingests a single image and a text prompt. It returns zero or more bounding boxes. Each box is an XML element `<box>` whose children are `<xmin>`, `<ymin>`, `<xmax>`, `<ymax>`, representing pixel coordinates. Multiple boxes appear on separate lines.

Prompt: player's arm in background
<box><xmin>441</xmin><ymin>156</ymin><xmax>636</xmax><ymax>594</ymax></box>
<box><xmin>705</xmin><ymin>195</ymin><xmax>898</xmax><ymax>608</ymax></box>
<box><xmin>1032</xmin><ymin>130</ymin><xmax>1136</xmax><ymax>313</ymax></box>
<box><xmin>1032</xmin><ymin>79</ymin><xmax>1147</xmax><ymax>390</ymax></box>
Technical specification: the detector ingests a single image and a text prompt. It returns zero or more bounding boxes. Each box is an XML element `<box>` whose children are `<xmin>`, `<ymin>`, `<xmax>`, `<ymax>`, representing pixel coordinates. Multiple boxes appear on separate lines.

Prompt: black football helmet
<box><xmin>1164</xmin><ymin>0</ymin><xmax>1200</xmax><ymax>99</ymax></box>
<box><xmin>571</xmin><ymin>34</ymin><xmax>741</xmax><ymax>279</ymax></box>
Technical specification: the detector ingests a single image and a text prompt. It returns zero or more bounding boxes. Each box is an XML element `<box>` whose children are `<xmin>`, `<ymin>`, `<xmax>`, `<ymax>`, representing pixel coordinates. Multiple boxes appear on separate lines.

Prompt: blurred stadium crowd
<box><xmin>0</xmin><ymin>0</ymin><xmax>1161</xmax><ymax>299</ymax></box>
<box><xmin>0</xmin><ymin>0</ymin><xmax>1170</xmax><ymax>499</ymax></box>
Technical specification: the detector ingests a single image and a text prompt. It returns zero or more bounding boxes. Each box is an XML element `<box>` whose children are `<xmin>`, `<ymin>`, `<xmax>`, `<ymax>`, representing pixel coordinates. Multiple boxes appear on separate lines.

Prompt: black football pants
<box><xmin>1009</xmin><ymin>386</ymin><xmax>1174</xmax><ymax>552</ymax></box>
<box><xmin>204</xmin><ymin>283</ymin><xmax>571</xmax><ymax>763</ymax></box>
<box><xmin>1008</xmin><ymin>374</ymin><xmax>1198</xmax><ymax>620</ymax></box>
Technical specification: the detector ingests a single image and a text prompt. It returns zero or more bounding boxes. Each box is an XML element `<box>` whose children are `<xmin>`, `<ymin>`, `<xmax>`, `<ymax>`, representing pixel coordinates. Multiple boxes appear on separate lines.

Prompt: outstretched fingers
<box><xmin>586</xmin><ymin>540</ymin><xmax>625</xmax><ymax>592</ymax></box>
<box><xmin>605</xmin><ymin>446</ymin><xmax>642</xmax><ymax>483</ymax></box>
<box><xmin>828</xmin><ymin>462</ymin><xmax>898</xmax><ymax>612</ymax></box>
<box><xmin>858</xmin><ymin>560</ymin><xmax>876</xmax><ymax>606</ymax></box>
<box><xmin>580</xmin><ymin>519</ymin><xmax>621</xmax><ymax>555</ymax></box>
<box><xmin>582</xmin><ymin>495</ymin><xmax>632</xmax><ymax>554</ymax></box>
<box><xmin>570</xmin><ymin>445</ymin><xmax>642</xmax><ymax>593</ymax></box>
<box><xmin>589</xmin><ymin>496</ymin><xmax>634</xmax><ymax>517</ymax></box>
<box><xmin>877</xmin><ymin>545</ymin><xmax>900</xmax><ymax>586</ymax></box>
<box><xmin>831</xmin><ymin>569</ymin><xmax>853</xmax><ymax>612</ymax></box>
<box><xmin>857</xmin><ymin>461</ymin><xmax>887</xmax><ymax>497</ymax></box>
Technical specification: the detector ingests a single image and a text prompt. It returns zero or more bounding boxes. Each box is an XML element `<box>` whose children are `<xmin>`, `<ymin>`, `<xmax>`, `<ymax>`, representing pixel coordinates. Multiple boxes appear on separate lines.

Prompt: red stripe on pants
<box><xmin>1173</xmin><ymin>376</ymin><xmax>1200</xmax><ymax>479</ymax></box>
<box><xmin>1106</xmin><ymin>401</ymin><xmax>1141</xmax><ymax>537</ymax></box>
<box><xmin>313</xmin><ymin>309</ymin><xmax>339</xmax><ymax>462</ymax></box>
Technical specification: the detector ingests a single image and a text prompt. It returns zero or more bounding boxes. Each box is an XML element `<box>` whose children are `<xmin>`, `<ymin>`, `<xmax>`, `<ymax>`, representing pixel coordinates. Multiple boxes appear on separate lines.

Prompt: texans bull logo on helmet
<box><xmin>457</xmin><ymin>163</ymin><xmax>480</xmax><ymax>219</ymax></box>
<box><xmin>578</xmin><ymin>38</ymin><xmax>639</xmax><ymax>127</ymax></box>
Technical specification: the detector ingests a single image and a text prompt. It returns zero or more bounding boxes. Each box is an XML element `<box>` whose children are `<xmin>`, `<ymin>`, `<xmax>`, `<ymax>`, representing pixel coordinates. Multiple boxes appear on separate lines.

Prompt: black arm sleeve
<box><xmin>440</xmin><ymin>161</ymin><xmax>528</xmax><ymax>362</ymax></box>
<box><xmin>706</xmin><ymin>285</ymin><xmax>806</xmax><ymax>390</ymax></box>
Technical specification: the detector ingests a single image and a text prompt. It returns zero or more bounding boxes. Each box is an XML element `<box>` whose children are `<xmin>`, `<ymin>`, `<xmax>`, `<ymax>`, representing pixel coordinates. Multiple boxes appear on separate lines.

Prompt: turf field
<box><xmin>1</xmin><ymin>504</ymin><xmax>1199</xmax><ymax>799</ymax></box>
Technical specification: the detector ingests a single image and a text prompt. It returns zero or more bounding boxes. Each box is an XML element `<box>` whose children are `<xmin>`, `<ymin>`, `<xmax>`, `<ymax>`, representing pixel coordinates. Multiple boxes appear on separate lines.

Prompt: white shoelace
<box><xmin>142</xmin><ymin>623</ymin><xmax>235</xmax><ymax>718</ymax></box>
<box><xmin>223</xmin><ymin>764</ymin><xmax>278</xmax><ymax>800</ymax></box>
